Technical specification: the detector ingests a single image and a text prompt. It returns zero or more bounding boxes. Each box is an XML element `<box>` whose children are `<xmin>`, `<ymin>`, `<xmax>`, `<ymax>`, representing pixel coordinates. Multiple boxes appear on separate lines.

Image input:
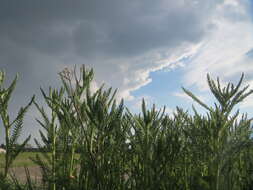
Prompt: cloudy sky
<box><xmin>1</xmin><ymin>0</ymin><xmax>253</xmax><ymax>143</ymax></box>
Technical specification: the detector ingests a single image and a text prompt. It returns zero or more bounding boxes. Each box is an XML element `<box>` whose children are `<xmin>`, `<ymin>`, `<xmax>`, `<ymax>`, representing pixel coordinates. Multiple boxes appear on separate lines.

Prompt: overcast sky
<box><xmin>1</xmin><ymin>0</ymin><xmax>253</xmax><ymax>144</ymax></box>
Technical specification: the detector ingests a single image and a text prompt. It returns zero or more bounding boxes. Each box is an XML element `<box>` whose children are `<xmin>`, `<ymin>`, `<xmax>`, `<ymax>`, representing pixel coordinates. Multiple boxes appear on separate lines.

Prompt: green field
<box><xmin>0</xmin><ymin>152</ymin><xmax>80</xmax><ymax>168</ymax></box>
<box><xmin>0</xmin><ymin>152</ymin><xmax>40</xmax><ymax>168</ymax></box>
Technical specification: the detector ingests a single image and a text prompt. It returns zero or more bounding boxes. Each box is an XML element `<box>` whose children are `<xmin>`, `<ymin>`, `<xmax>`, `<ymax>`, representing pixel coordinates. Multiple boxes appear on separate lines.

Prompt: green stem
<box><xmin>4</xmin><ymin>126</ymin><xmax>10</xmax><ymax>178</ymax></box>
<box><xmin>216</xmin><ymin>164</ymin><xmax>220</xmax><ymax>190</ymax></box>
<box><xmin>52</xmin><ymin>130</ymin><xmax>56</xmax><ymax>190</ymax></box>
<box><xmin>3</xmin><ymin>115</ymin><xmax>10</xmax><ymax>179</ymax></box>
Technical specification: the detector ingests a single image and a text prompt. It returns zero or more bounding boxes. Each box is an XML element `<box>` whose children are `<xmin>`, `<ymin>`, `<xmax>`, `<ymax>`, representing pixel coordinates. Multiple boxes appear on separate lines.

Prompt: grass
<box><xmin>0</xmin><ymin>152</ymin><xmax>41</xmax><ymax>168</ymax></box>
<box><xmin>0</xmin><ymin>152</ymin><xmax>80</xmax><ymax>168</ymax></box>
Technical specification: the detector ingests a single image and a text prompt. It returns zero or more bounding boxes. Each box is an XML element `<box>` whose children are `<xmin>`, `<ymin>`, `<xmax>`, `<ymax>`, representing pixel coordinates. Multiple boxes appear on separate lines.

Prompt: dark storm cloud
<box><xmin>0</xmin><ymin>0</ymin><xmax>222</xmax><ymax>143</ymax></box>
<box><xmin>0</xmin><ymin>0</ymin><xmax>220</xmax><ymax>96</ymax></box>
<box><xmin>0</xmin><ymin>0</ymin><xmax>217</xmax><ymax>58</ymax></box>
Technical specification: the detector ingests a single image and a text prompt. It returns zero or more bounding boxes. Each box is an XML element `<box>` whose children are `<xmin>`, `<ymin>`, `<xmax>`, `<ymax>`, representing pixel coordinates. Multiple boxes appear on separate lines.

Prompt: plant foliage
<box><xmin>1</xmin><ymin>66</ymin><xmax>253</xmax><ymax>190</ymax></box>
<box><xmin>0</xmin><ymin>70</ymin><xmax>34</xmax><ymax>181</ymax></box>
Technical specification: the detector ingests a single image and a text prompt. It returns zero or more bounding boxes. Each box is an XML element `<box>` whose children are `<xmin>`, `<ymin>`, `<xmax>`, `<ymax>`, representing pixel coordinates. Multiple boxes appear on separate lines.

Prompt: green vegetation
<box><xmin>0</xmin><ymin>71</ymin><xmax>34</xmax><ymax>179</ymax></box>
<box><xmin>1</xmin><ymin>65</ymin><xmax>253</xmax><ymax>190</ymax></box>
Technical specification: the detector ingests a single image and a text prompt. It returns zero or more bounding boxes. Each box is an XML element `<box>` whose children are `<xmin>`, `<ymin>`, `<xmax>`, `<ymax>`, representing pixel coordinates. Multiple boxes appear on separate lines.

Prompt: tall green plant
<box><xmin>33</xmin><ymin>87</ymin><xmax>65</xmax><ymax>190</ymax></box>
<box><xmin>0</xmin><ymin>70</ymin><xmax>34</xmax><ymax>179</ymax></box>
<box><xmin>57</xmin><ymin>66</ymin><xmax>127</xmax><ymax>189</ymax></box>
<box><xmin>6</xmin><ymin>66</ymin><xmax>253</xmax><ymax>190</ymax></box>
<box><xmin>182</xmin><ymin>73</ymin><xmax>253</xmax><ymax>190</ymax></box>
<box><xmin>34</xmin><ymin>65</ymin><xmax>127</xmax><ymax>189</ymax></box>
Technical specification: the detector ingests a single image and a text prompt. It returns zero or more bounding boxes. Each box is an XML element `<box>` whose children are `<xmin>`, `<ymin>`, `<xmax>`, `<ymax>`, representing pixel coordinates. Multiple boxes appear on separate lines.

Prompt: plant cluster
<box><xmin>0</xmin><ymin>65</ymin><xmax>253</xmax><ymax>190</ymax></box>
<box><xmin>0</xmin><ymin>71</ymin><xmax>34</xmax><ymax>181</ymax></box>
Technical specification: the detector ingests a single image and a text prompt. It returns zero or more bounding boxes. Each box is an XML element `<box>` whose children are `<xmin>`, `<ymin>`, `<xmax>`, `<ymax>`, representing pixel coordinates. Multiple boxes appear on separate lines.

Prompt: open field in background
<box><xmin>0</xmin><ymin>152</ymin><xmax>80</xmax><ymax>168</ymax></box>
<box><xmin>0</xmin><ymin>152</ymin><xmax>80</xmax><ymax>183</ymax></box>
<box><xmin>0</xmin><ymin>152</ymin><xmax>39</xmax><ymax>168</ymax></box>
<box><xmin>0</xmin><ymin>153</ymin><xmax>43</xmax><ymax>183</ymax></box>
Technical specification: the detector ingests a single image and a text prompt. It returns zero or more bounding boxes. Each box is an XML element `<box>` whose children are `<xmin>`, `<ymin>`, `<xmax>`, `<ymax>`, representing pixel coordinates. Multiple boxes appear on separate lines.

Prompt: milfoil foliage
<box><xmin>182</xmin><ymin>73</ymin><xmax>253</xmax><ymax>190</ymax></box>
<box><xmin>0</xmin><ymin>70</ymin><xmax>34</xmax><ymax>180</ymax></box>
<box><xmin>1</xmin><ymin>66</ymin><xmax>253</xmax><ymax>190</ymax></box>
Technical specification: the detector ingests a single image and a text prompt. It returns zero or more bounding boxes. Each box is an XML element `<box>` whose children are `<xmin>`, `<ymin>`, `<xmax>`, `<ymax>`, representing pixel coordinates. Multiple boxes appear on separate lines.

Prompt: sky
<box><xmin>1</xmin><ymin>0</ymin><xmax>253</xmax><ymax>144</ymax></box>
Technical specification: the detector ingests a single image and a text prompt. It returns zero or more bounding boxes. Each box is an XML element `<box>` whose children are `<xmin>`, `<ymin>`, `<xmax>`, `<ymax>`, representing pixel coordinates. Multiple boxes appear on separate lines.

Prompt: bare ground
<box><xmin>9</xmin><ymin>166</ymin><xmax>42</xmax><ymax>184</ymax></box>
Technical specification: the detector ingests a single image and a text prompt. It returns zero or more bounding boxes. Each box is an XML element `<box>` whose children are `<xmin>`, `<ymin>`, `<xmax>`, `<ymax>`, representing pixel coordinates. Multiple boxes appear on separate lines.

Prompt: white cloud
<box><xmin>61</xmin><ymin>40</ymin><xmax>203</xmax><ymax>103</ymax></box>
<box><xmin>127</xmin><ymin>94</ymin><xmax>175</xmax><ymax>116</ymax></box>
<box><xmin>173</xmin><ymin>91</ymin><xmax>194</xmax><ymax>101</ymax></box>
<box><xmin>129</xmin><ymin>95</ymin><xmax>155</xmax><ymax>112</ymax></box>
<box><xmin>238</xmin><ymin>80</ymin><xmax>253</xmax><ymax>108</ymax></box>
<box><xmin>112</xmin><ymin>42</ymin><xmax>203</xmax><ymax>101</ymax></box>
<box><xmin>183</xmin><ymin>0</ymin><xmax>253</xmax><ymax>91</ymax></box>
<box><xmin>164</xmin><ymin>107</ymin><xmax>174</xmax><ymax>117</ymax></box>
<box><xmin>172</xmin><ymin>91</ymin><xmax>208</xmax><ymax>104</ymax></box>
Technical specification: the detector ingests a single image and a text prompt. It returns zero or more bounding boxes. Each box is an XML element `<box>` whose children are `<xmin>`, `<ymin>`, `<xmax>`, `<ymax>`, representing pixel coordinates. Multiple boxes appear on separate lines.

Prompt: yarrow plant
<box><xmin>0</xmin><ymin>70</ymin><xmax>34</xmax><ymax>181</ymax></box>
<box><xmin>1</xmin><ymin>65</ymin><xmax>253</xmax><ymax>190</ymax></box>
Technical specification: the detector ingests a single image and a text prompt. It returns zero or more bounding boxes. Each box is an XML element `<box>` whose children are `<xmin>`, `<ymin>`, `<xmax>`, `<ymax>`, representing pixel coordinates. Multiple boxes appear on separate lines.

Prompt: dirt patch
<box><xmin>9</xmin><ymin>166</ymin><xmax>42</xmax><ymax>183</ymax></box>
